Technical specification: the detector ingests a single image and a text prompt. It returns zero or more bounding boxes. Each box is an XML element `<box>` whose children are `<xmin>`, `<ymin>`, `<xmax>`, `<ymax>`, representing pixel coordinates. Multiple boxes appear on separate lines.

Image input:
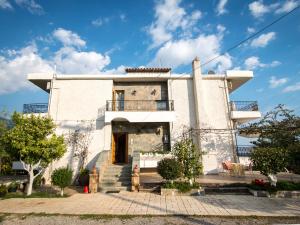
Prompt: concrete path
<box><xmin>0</xmin><ymin>192</ymin><xmax>299</xmax><ymax>217</ymax></box>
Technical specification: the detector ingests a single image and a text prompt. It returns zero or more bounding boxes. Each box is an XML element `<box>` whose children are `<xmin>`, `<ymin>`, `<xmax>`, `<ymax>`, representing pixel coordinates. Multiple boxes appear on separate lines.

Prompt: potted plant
<box><xmin>8</xmin><ymin>181</ymin><xmax>19</xmax><ymax>192</ymax></box>
<box><xmin>78</xmin><ymin>168</ymin><xmax>89</xmax><ymax>186</ymax></box>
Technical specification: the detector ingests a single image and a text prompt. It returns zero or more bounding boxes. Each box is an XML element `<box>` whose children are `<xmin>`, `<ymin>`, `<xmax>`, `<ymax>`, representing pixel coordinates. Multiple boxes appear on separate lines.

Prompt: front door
<box><xmin>112</xmin><ymin>133</ymin><xmax>128</xmax><ymax>164</ymax></box>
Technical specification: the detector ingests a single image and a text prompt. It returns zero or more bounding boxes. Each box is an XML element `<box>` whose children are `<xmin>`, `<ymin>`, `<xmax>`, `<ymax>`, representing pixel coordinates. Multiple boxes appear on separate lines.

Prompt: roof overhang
<box><xmin>27</xmin><ymin>73</ymin><xmax>53</xmax><ymax>93</ymax></box>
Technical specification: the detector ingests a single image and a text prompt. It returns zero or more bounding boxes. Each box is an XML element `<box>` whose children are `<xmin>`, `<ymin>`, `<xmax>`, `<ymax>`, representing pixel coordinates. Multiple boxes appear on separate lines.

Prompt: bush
<box><xmin>163</xmin><ymin>181</ymin><xmax>200</xmax><ymax>193</ymax></box>
<box><xmin>51</xmin><ymin>167</ymin><xmax>73</xmax><ymax>196</ymax></box>
<box><xmin>0</xmin><ymin>184</ymin><xmax>7</xmax><ymax>197</ymax></box>
<box><xmin>7</xmin><ymin>182</ymin><xmax>19</xmax><ymax>192</ymax></box>
<box><xmin>33</xmin><ymin>175</ymin><xmax>42</xmax><ymax>190</ymax></box>
<box><xmin>157</xmin><ymin>158</ymin><xmax>182</xmax><ymax>181</ymax></box>
<box><xmin>250</xmin><ymin>147</ymin><xmax>289</xmax><ymax>177</ymax></box>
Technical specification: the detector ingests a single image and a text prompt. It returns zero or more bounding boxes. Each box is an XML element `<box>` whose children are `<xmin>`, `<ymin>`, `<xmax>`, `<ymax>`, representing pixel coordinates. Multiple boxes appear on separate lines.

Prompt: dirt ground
<box><xmin>1</xmin><ymin>214</ymin><xmax>299</xmax><ymax>225</ymax></box>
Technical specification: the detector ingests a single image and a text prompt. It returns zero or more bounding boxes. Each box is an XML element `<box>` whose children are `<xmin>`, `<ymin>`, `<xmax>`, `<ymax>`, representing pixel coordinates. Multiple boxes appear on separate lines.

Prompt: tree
<box><xmin>51</xmin><ymin>167</ymin><xmax>73</xmax><ymax>196</ymax></box>
<box><xmin>250</xmin><ymin>147</ymin><xmax>289</xmax><ymax>186</ymax></box>
<box><xmin>0</xmin><ymin>110</ymin><xmax>11</xmax><ymax>174</ymax></box>
<box><xmin>2</xmin><ymin>113</ymin><xmax>66</xmax><ymax>196</ymax></box>
<box><xmin>172</xmin><ymin>137</ymin><xmax>203</xmax><ymax>185</ymax></box>
<box><xmin>241</xmin><ymin>104</ymin><xmax>300</xmax><ymax>174</ymax></box>
<box><xmin>157</xmin><ymin>158</ymin><xmax>182</xmax><ymax>183</ymax></box>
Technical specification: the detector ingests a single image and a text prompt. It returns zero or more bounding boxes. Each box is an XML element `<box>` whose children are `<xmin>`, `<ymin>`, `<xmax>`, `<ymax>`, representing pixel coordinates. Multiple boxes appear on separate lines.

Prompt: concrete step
<box><xmin>99</xmin><ymin>186</ymin><xmax>131</xmax><ymax>193</ymax></box>
<box><xmin>100</xmin><ymin>181</ymin><xmax>131</xmax><ymax>186</ymax></box>
<box><xmin>103</xmin><ymin>171</ymin><xmax>132</xmax><ymax>176</ymax></box>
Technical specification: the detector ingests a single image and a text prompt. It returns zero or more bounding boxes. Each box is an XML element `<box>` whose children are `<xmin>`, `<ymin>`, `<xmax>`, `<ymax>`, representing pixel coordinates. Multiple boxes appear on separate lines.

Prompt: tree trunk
<box><xmin>26</xmin><ymin>168</ymin><xmax>34</xmax><ymax>196</ymax></box>
<box><xmin>189</xmin><ymin>178</ymin><xmax>193</xmax><ymax>186</ymax></box>
<box><xmin>60</xmin><ymin>188</ymin><xmax>64</xmax><ymax>197</ymax></box>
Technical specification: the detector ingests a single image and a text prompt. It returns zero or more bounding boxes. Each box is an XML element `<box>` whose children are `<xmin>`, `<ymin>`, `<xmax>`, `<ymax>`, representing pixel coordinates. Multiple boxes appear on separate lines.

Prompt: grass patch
<box><xmin>162</xmin><ymin>181</ymin><xmax>200</xmax><ymax>193</ymax></box>
<box><xmin>1</xmin><ymin>191</ymin><xmax>69</xmax><ymax>199</ymax></box>
<box><xmin>0</xmin><ymin>214</ymin><xmax>6</xmax><ymax>223</ymax></box>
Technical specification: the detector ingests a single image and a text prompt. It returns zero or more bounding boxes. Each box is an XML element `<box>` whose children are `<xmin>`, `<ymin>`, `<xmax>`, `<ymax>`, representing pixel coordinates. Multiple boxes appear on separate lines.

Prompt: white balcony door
<box><xmin>115</xmin><ymin>90</ymin><xmax>124</xmax><ymax>111</ymax></box>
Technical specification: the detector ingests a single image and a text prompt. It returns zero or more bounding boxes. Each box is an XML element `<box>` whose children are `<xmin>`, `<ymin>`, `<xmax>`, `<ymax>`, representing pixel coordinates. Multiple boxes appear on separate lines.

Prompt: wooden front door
<box><xmin>111</xmin><ymin>133</ymin><xmax>128</xmax><ymax>164</ymax></box>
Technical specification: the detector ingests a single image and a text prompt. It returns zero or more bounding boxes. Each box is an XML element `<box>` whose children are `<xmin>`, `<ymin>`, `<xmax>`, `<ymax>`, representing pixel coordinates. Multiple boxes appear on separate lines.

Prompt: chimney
<box><xmin>192</xmin><ymin>56</ymin><xmax>201</xmax><ymax>77</ymax></box>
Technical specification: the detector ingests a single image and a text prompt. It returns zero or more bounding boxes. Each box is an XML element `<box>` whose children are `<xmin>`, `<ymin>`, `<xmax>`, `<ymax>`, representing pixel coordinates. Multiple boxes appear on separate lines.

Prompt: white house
<box><xmin>25</xmin><ymin>57</ymin><xmax>261</xmax><ymax>191</ymax></box>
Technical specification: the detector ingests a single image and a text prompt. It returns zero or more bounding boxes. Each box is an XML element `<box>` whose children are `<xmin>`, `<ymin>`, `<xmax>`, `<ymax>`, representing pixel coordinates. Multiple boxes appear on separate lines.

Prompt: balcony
<box><xmin>104</xmin><ymin>100</ymin><xmax>176</xmax><ymax>123</ymax></box>
<box><xmin>23</xmin><ymin>103</ymin><xmax>48</xmax><ymax>114</ymax></box>
<box><xmin>106</xmin><ymin>100</ymin><xmax>174</xmax><ymax>111</ymax></box>
<box><xmin>230</xmin><ymin>101</ymin><xmax>261</xmax><ymax>124</ymax></box>
<box><xmin>236</xmin><ymin>145</ymin><xmax>254</xmax><ymax>157</ymax></box>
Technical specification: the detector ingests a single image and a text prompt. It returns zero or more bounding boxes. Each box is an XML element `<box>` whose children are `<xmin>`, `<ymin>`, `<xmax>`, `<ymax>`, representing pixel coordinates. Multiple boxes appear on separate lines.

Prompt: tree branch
<box><xmin>20</xmin><ymin>159</ymin><xmax>29</xmax><ymax>172</ymax></box>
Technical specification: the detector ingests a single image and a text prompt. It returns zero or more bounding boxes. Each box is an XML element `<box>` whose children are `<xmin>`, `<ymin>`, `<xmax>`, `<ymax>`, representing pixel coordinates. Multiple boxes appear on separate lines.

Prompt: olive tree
<box><xmin>51</xmin><ymin>167</ymin><xmax>73</xmax><ymax>196</ymax></box>
<box><xmin>2</xmin><ymin>113</ymin><xmax>66</xmax><ymax>196</ymax></box>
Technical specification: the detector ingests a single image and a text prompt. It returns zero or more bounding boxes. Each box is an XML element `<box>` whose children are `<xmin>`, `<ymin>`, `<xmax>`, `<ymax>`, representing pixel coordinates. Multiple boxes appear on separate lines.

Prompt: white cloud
<box><xmin>120</xmin><ymin>13</ymin><xmax>126</xmax><ymax>22</ymax></box>
<box><xmin>15</xmin><ymin>0</ymin><xmax>44</xmax><ymax>15</ymax></box>
<box><xmin>53</xmin><ymin>28</ymin><xmax>86</xmax><ymax>48</ymax></box>
<box><xmin>0</xmin><ymin>28</ymin><xmax>116</xmax><ymax>94</ymax></box>
<box><xmin>250</xmin><ymin>32</ymin><xmax>276</xmax><ymax>48</ymax></box>
<box><xmin>104</xmin><ymin>65</ymin><xmax>126</xmax><ymax>74</ymax></box>
<box><xmin>0</xmin><ymin>44</ymin><xmax>53</xmax><ymax>94</ymax></box>
<box><xmin>149</xmin><ymin>33</ymin><xmax>232</xmax><ymax>72</ymax></box>
<box><xmin>91</xmin><ymin>17</ymin><xmax>110</xmax><ymax>27</ymax></box>
<box><xmin>269</xmin><ymin>76</ymin><xmax>288</xmax><ymax>88</ymax></box>
<box><xmin>147</xmin><ymin>0</ymin><xmax>202</xmax><ymax>48</ymax></box>
<box><xmin>275</xmin><ymin>0</ymin><xmax>299</xmax><ymax>14</ymax></box>
<box><xmin>0</xmin><ymin>0</ymin><xmax>13</xmax><ymax>9</ymax></box>
<box><xmin>247</xmin><ymin>27</ymin><xmax>255</xmax><ymax>34</ymax></box>
<box><xmin>283</xmin><ymin>82</ymin><xmax>300</xmax><ymax>92</ymax></box>
<box><xmin>249</xmin><ymin>0</ymin><xmax>297</xmax><ymax>18</ymax></box>
<box><xmin>53</xmin><ymin>47</ymin><xmax>110</xmax><ymax>74</ymax></box>
<box><xmin>244</xmin><ymin>56</ymin><xmax>280</xmax><ymax>70</ymax></box>
<box><xmin>216</xmin><ymin>0</ymin><xmax>228</xmax><ymax>16</ymax></box>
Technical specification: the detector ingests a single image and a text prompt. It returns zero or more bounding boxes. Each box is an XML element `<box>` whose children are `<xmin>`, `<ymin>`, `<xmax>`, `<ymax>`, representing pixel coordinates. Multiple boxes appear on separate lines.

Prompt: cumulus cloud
<box><xmin>250</xmin><ymin>32</ymin><xmax>276</xmax><ymax>48</ymax></box>
<box><xmin>249</xmin><ymin>0</ymin><xmax>298</xmax><ymax>18</ymax></box>
<box><xmin>0</xmin><ymin>28</ymin><xmax>115</xmax><ymax>95</ymax></box>
<box><xmin>53</xmin><ymin>47</ymin><xmax>110</xmax><ymax>74</ymax></box>
<box><xmin>149</xmin><ymin>34</ymin><xmax>232</xmax><ymax>72</ymax></box>
<box><xmin>0</xmin><ymin>0</ymin><xmax>13</xmax><ymax>9</ymax></box>
<box><xmin>244</xmin><ymin>56</ymin><xmax>280</xmax><ymax>70</ymax></box>
<box><xmin>0</xmin><ymin>44</ymin><xmax>53</xmax><ymax>94</ymax></box>
<box><xmin>15</xmin><ymin>0</ymin><xmax>44</xmax><ymax>15</ymax></box>
<box><xmin>283</xmin><ymin>82</ymin><xmax>300</xmax><ymax>92</ymax></box>
<box><xmin>247</xmin><ymin>27</ymin><xmax>255</xmax><ymax>34</ymax></box>
<box><xmin>216</xmin><ymin>0</ymin><xmax>228</xmax><ymax>16</ymax></box>
<box><xmin>275</xmin><ymin>0</ymin><xmax>299</xmax><ymax>14</ymax></box>
<box><xmin>53</xmin><ymin>28</ymin><xmax>86</xmax><ymax>48</ymax></box>
<box><xmin>269</xmin><ymin>76</ymin><xmax>288</xmax><ymax>88</ymax></box>
<box><xmin>147</xmin><ymin>0</ymin><xmax>202</xmax><ymax>48</ymax></box>
<box><xmin>91</xmin><ymin>17</ymin><xmax>110</xmax><ymax>27</ymax></box>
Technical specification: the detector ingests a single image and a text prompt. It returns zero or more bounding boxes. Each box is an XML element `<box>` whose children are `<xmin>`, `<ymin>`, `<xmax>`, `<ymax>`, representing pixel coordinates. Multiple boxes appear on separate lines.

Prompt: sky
<box><xmin>0</xmin><ymin>0</ymin><xmax>300</xmax><ymax>116</ymax></box>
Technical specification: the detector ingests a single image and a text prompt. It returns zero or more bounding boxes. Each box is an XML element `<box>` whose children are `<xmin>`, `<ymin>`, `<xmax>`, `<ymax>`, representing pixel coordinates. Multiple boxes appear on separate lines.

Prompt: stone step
<box><xmin>99</xmin><ymin>186</ymin><xmax>131</xmax><ymax>193</ymax></box>
<box><xmin>100</xmin><ymin>181</ymin><xmax>131</xmax><ymax>186</ymax></box>
<box><xmin>103</xmin><ymin>170</ymin><xmax>132</xmax><ymax>175</ymax></box>
<box><xmin>101</xmin><ymin>177</ymin><xmax>131</xmax><ymax>183</ymax></box>
<box><xmin>204</xmin><ymin>187</ymin><xmax>251</xmax><ymax>195</ymax></box>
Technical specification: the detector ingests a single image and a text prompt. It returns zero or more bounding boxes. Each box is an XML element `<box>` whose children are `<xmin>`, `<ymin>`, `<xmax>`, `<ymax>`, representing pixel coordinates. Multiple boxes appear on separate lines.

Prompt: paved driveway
<box><xmin>0</xmin><ymin>192</ymin><xmax>299</xmax><ymax>216</ymax></box>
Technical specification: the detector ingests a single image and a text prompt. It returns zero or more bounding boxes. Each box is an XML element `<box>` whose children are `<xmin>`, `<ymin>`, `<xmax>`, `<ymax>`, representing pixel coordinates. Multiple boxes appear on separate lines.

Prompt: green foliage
<box><xmin>157</xmin><ymin>158</ymin><xmax>182</xmax><ymax>181</ymax></box>
<box><xmin>2</xmin><ymin>112</ymin><xmax>66</xmax><ymax>165</ymax></box>
<box><xmin>172</xmin><ymin>138</ymin><xmax>203</xmax><ymax>181</ymax></box>
<box><xmin>250</xmin><ymin>147</ymin><xmax>289</xmax><ymax>176</ymax></box>
<box><xmin>0</xmin><ymin>184</ymin><xmax>7</xmax><ymax>197</ymax></box>
<box><xmin>51</xmin><ymin>167</ymin><xmax>73</xmax><ymax>190</ymax></box>
<box><xmin>248</xmin><ymin>181</ymin><xmax>300</xmax><ymax>192</ymax></box>
<box><xmin>7</xmin><ymin>182</ymin><xmax>19</xmax><ymax>192</ymax></box>
<box><xmin>79</xmin><ymin>168</ymin><xmax>89</xmax><ymax>176</ymax></box>
<box><xmin>287</xmin><ymin>145</ymin><xmax>300</xmax><ymax>174</ymax></box>
<box><xmin>163</xmin><ymin>181</ymin><xmax>200</xmax><ymax>193</ymax></box>
<box><xmin>33</xmin><ymin>175</ymin><xmax>42</xmax><ymax>189</ymax></box>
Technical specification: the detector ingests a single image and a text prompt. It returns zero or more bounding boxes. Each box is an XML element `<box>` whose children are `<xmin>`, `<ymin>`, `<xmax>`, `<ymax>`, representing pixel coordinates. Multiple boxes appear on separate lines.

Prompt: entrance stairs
<box><xmin>99</xmin><ymin>163</ymin><xmax>132</xmax><ymax>193</ymax></box>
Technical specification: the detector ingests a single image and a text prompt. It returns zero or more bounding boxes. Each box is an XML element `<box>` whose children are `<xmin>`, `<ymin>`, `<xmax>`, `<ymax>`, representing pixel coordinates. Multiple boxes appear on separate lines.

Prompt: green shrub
<box><xmin>162</xmin><ymin>181</ymin><xmax>200</xmax><ymax>193</ymax></box>
<box><xmin>33</xmin><ymin>174</ymin><xmax>42</xmax><ymax>190</ymax></box>
<box><xmin>51</xmin><ymin>167</ymin><xmax>73</xmax><ymax>196</ymax></box>
<box><xmin>7</xmin><ymin>182</ymin><xmax>19</xmax><ymax>192</ymax></box>
<box><xmin>250</xmin><ymin>147</ymin><xmax>289</xmax><ymax>177</ymax></box>
<box><xmin>0</xmin><ymin>184</ymin><xmax>7</xmax><ymax>197</ymax></box>
<box><xmin>157</xmin><ymin>158</ymin><xmax>182</xmax><ymax>181</ymax></box>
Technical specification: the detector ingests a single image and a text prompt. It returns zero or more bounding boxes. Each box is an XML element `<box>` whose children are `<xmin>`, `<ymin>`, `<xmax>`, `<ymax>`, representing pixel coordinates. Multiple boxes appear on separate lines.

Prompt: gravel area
<box><xmin>1</xmin><ymin>215</ymin><xmax>300</xmax><ymax>225</ymax></box>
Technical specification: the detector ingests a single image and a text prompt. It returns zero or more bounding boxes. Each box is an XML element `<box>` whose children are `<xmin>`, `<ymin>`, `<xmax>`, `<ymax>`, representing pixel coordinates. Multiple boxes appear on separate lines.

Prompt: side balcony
<box><xmin>23</xmin><ymin>103</ymin><xmax>48</xmax><ymax>116</ymax></box>
<box><xmin>104</xmin><ymin>100</ymin><xmax>176</xmax><ymax>123</ymax></box>
<box><xmin>230</xmin><ymin>101</ymin><xmax>261</xmax><ymax>124</ymax></box>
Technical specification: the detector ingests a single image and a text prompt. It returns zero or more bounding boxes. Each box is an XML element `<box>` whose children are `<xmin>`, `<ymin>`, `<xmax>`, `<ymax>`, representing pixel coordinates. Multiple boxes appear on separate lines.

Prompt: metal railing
<box><xmin>236</xmin><ymin>145</ymin><xmax>254</xmax><ymax>157</ymax></box>
<box><xmin>106</xmin><ymin>100</ymin><xmax>174</xmax><ymax>111</ymax></box>
<box><xmin>230</xmin><ymin>101</ymin><xmax>259</xmax><ymax>111</ymax></box>
<box><xmin>23</xmin><ymin>103</ymin><xmax>48</xmax><ymax>114</ymax></box>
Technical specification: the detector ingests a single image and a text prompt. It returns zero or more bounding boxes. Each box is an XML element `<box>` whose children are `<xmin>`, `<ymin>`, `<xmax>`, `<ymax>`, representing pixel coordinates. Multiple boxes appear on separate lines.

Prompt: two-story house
<box><xmin>24</xmin><ymin>57</ymin><xmax>261</xmax><ymax>191</ymax></box>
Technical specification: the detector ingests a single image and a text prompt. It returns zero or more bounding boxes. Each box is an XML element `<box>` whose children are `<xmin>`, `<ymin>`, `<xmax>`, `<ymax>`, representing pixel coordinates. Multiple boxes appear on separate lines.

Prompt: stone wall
<box><xmin>112</xmin><ymin>122</ymin><xmax>170</xmax><ymax>156</ymax></box>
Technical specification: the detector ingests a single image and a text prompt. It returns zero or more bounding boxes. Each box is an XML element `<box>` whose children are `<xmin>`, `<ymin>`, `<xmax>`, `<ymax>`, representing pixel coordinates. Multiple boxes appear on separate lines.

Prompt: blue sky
<box><xmin>0</xmin><ymin>0</ymin><xmax>299</xmax><ymax>115</ymax></box>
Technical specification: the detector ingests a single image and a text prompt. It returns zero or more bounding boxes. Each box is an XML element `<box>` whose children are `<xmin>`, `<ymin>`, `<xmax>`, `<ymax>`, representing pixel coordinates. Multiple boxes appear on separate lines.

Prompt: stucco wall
<box><xmin>44</xmin><ymin>79</ymin><xmax>113</xmax><ymax>181</ymax></box>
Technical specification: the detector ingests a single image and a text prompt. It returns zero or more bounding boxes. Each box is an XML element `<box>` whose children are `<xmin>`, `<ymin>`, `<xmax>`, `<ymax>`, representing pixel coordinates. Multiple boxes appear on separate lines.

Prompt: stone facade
<box><xmin>112</xmin><ymin>122</ymin><xmax>170</xmax><ymax>156</ymax></box>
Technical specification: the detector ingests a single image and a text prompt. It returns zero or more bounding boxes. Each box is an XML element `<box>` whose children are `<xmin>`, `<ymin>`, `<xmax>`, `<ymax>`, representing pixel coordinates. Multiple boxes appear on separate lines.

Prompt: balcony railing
<box><xmin>23</xmin><ymin>103</ymin><xmax>48</xmax><ymax>114</ymax></box>
<box><xmin>236</xmin><ymin>145</ymin><xmax>254</xmax><ymax>157</ymax></box>
<box><xmin>230</xmin><ymin>101</ymin><xmax>258</xmax><ymax>111</ymax></box>
<box><xmin>106</xmin><ymin>100</ymin><xmax>174</xmax><ymax>111</ymax></box>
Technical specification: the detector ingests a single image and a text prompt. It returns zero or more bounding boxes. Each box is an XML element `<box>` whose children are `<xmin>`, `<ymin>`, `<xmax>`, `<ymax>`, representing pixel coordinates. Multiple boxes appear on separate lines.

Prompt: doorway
<box><xmin>112</xmin><ymin>133</ymin><xmax>128</xmax><ymax>164</ymax></box>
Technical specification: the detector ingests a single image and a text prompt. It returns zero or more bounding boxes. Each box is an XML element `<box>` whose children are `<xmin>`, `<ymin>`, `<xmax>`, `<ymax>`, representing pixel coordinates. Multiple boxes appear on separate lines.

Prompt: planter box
<box><xmin>248</xmin><ymin>189</ymin><xmax>300</xmax><ymax>198</ymax></box>
<box><xmin>161</xmin><ymin>188</ymin><xmax>205</xmax><ymax>196</ymax></box>
<box><xmin>248</xmin><ymin>188</ymin><xmax>270</xmax><ymax>197</ymax></box>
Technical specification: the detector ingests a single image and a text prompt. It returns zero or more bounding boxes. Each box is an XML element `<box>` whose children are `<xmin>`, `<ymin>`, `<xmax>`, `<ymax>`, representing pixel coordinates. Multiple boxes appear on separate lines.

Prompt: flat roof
<box><xmin>125</xmin><ymin>68</ymin><xmax>171</xmax><ymax>73</ymax></box>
